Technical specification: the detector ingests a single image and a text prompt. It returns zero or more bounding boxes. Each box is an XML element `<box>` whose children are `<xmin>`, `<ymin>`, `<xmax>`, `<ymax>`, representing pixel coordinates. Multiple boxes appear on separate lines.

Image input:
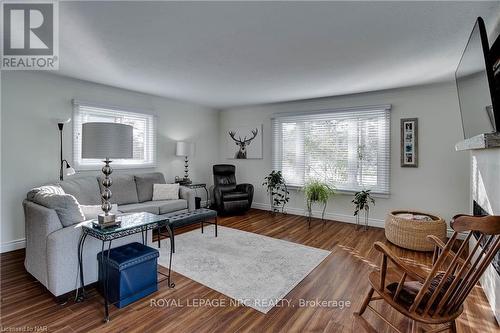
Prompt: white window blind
<box><xmin>73</xmin><ymin>100</ymin><xmax>156</xmax><ymax>170</ymax></box>
<box><xmin>272</xmin><ymin>105</ymin><xmax>391</xmax><ymax>195</ymax></box>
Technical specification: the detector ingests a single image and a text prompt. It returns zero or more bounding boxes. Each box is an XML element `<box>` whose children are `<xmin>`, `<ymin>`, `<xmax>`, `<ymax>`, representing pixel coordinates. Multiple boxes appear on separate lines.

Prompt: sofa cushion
<box><xmin>118</xmin><ymin>202</ymin><xmax>160</xmax><ymax>215</ymax></box>
<box><xmin>30</xmin><ymin>191</ymin><xmax>85</xmax><ymax>227</ymax></box>
<box><xmin>135</xmin><ymin>173</ymin><xmax>166</xmax><ymax>202</ymax></box>
<box><xmin>158</xmin><ymin>199</ymin><xmax>188</xmax><ymax>214</ymax></box>
<box><xmin>386</xmin><ymin>272</ymin><xmax>458</xmax><ymax>310</ymax></box>
<box><xmin>99</xmin><ymin>174</ymin><xmax>139</xmax><ymax>205</ymax></box>
<box><xmin>59</xmin><ymin>176</ymin><xmax>101</xmax><ymax>205</ymax></box>
<box><xmin>80</xmin><ymin>204</ymin><xmax>119</xmax><ymax>220</ymax></box>
<box><xmin>118</xmin><ymin>200</ymin><xmax>188</xmax><ymax>215</ymax></box>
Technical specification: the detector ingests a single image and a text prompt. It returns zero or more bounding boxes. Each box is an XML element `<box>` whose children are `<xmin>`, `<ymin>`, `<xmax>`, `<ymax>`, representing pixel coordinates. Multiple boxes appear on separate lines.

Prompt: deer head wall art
<box><xmin>226</xmin><ymin>125</ymin><xmax>263</xmax><ymax>159</ymax></box>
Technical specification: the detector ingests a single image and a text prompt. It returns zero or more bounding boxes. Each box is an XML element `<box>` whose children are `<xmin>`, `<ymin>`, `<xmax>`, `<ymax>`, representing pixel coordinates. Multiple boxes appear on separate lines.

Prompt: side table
<box><xmin>177</xmin><ymin>182</ymin><xmax>210</xmax><ymax>208</ymax></box>
<box><xmin>76</xmin><ymin>212</ymin><xmax>175</xmax><ymax>322</ymax></box>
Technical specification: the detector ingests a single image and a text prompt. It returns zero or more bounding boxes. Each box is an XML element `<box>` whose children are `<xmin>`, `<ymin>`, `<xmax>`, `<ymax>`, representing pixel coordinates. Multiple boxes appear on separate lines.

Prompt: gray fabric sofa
<box><xmin>23</xmin><ymin>172</ymin><xmax>195</xmax><ymax>297</ymax></box>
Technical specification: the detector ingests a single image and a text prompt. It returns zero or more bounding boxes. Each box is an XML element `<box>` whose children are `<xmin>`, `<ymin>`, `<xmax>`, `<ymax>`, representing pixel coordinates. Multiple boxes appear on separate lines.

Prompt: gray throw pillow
<box><xmin>30</xmin><ymin>190</ymin><xmax>85</xmax><ymax>227</ymax></box>
<box><xmin>27</xmin><ymin>185</ymin><xmax>65</xmax><ymax>200</ymax></box>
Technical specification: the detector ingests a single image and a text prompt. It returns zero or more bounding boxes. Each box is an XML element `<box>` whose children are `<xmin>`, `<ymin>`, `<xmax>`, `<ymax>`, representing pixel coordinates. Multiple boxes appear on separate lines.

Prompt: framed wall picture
<box><xmin>226</xmin><ymin>124</ymin><xmax>263</xmax><ymax>159</ymax></box>
<box><xmin>400</xmin><ymin>118</ymin><xmax>418</xmax><ymax>167</ymax></box>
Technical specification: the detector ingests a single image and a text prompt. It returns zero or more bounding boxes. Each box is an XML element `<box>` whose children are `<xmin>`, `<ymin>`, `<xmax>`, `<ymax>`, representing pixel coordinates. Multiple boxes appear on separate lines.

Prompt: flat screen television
<box><xmin>455</xmin><ymin>17</ymin><xmax>500</xmax><ymax>139</ymax></box>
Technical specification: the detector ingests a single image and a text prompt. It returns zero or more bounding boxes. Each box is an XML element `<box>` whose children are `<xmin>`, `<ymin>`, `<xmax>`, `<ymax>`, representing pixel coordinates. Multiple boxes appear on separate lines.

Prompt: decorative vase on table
<box><xmin>303</xmin><ymin>181</ymin><xmax>335</xmax><ymax>229</ymax></box>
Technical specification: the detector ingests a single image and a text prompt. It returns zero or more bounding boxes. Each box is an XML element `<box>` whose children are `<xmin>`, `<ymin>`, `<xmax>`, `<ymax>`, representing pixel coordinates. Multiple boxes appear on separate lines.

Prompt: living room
<box><xmin>1</xmin><ymin>1</ymin><xmax>500</xmax><ymax>332</ymax></box>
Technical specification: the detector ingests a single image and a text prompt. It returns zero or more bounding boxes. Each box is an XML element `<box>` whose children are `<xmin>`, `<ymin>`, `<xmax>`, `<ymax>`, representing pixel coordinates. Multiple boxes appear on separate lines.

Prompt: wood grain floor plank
<box><xmin>0</xmin><ymin>209</ymin><xmax>497</xmax><ymax>332</ymax></box>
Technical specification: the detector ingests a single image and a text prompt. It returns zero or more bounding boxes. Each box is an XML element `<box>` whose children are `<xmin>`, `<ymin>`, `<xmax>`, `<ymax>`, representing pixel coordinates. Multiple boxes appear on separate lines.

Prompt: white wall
<box><xmin>0</xmin><ymin>73</ymin><xmax>472</xmax><ymax>251</ymax></box>
<box><xmin>219</xmin><ymin>81</ymin><xmax>469</xmax><ymax>228</ymax></box>
<box><xmin>1</xmin><ymin>71</ymin><xmax>219</xmax><ymax>251</ymax></box>
<box><xmin>470</xmin><ymin>148</ymin><xmax>500</xmax><ymax>323</ymax></box>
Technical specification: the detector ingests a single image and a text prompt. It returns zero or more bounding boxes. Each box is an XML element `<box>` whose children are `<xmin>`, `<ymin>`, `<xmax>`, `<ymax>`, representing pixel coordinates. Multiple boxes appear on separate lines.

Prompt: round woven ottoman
<box><xmin>385</xmin><ymin>211</ymin><xmax>446</xmax><ymax>251</ymax></box>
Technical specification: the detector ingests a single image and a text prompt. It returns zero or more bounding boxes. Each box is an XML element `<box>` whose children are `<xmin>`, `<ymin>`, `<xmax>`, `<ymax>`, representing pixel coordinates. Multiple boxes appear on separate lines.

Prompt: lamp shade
<box><xmin>176</xmin><ymin>141</ymin><xmax>195</xmax><ymax>157</ymax></box>
<box><xmin>65</xmin><ymin>165</ymin><xmax>76</xmax><ymax>176</ymax></box>
<box><xmin>82</xmin><ymin>122</ymin><xmax>133</xmax><ymax>159</ymax></box>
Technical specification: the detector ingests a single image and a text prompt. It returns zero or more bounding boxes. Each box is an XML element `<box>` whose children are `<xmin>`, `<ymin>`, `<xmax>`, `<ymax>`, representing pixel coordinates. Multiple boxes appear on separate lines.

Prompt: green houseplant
<box><xmin>262</xmin><ymin>170</ymin><xmax>290</xmax><ymax>213</ymax></box>
<box><xmin>303</xmin><ymin>180</ymin><xmax>335</xmax><ymax>228</ymax></box>
<box><xmin>352</xmin><ymin>190</ymin><xmax>375</xmax><ymax>230</ymax></box>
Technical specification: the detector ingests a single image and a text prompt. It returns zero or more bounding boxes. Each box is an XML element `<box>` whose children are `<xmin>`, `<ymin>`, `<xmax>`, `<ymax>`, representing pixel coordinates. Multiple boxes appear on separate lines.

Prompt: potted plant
<box><xmin>303</xmin><ymin>180</ymin><xmax>335</xmax><ymax>228</ymax></box>
<box><xmin>262</xmin><ymin>170</ymin><xmax>290</xmax><ymax>213</ymax></box>
<box><xmin>352</xmin><ymin>190</ymin><xmax>375</xmax><ymax>230</ymax></box>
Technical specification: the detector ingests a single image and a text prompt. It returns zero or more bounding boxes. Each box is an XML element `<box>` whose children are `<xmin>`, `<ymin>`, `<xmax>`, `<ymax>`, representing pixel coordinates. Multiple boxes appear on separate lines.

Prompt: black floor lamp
<box><xmin>58</xmin><ymin>120</ymin><xmax>75</xmax><ymax>181</ymax></box>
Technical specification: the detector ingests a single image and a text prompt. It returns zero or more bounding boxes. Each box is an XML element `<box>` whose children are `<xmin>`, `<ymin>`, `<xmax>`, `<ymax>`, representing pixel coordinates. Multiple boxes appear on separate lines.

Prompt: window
<box><xmin>73</xmin><ymin>100</ymin><xmax>156</xmax><ymax>170</ymax></box>
<box><xmin>272</xmin><ymin>105</ymin><xmax>391</xmax><ymax>195</ymax></box>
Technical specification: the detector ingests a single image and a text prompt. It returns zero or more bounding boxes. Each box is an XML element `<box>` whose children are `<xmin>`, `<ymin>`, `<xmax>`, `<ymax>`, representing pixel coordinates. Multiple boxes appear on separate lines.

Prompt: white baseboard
<box><xmin>252</xmin><ymin>202</ymin><xmax>385</xmax><ymax>228</ymax></box>
<box><xmin>1</xmin><ymin>238</ymin><xmax>26</xmax><ymax>253</ymax></box>
<box><xmin>252</xmin><ymin>202</ymin><xmax>458</xmax><ymax>237</ymax></box>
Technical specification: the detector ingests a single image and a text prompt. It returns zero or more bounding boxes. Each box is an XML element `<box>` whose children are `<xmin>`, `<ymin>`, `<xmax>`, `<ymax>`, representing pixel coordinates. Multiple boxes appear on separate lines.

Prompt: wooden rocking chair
<box><xmin>354</xmin><ymin>214</ymin><xmax>500</xmax><ymax>333</ymax></box>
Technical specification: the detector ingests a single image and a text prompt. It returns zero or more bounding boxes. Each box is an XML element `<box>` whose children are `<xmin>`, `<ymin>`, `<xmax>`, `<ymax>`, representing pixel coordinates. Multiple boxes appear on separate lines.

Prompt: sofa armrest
<box><xmin>179</xmin><ymin>186</ymin><xmax>196</xmax><ymax>212</ymax></box>
<box><xmin>47</xmin><ymin>222</ymin><xmax>142</xmax><ymax>296</ymax></box>
<box><xmin>23</xmin><ymin>200</ymin><xmax>63</xmax><ymax>287</ymax></box>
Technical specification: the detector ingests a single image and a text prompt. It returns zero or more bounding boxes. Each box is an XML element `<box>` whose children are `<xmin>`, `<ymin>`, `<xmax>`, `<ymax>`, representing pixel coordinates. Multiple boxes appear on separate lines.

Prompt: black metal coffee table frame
<box><xmin>76</xmin><ymin>213</ymin><xmax>175</xmax><ymax>323</ymax></box>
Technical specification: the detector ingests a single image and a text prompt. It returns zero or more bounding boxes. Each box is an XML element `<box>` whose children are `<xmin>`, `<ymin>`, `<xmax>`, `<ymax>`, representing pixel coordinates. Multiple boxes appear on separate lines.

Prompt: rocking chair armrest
<box><xmin>451</xmin><ymin>214</ymin><xmax>500</xmax><ymax>234</ymax></box>
<box><xmin>426</xmin><ymin>235</ymin><xmax>467</xmax><ymax>267</ymax></box>
<box><xmin>427</xmin><ymin>235</ymin><xmax>447</xmax><ymax>249</ymax></box>
<box><xmin>373</xmin><ymin>242</ymin><xmax>427</xmax><ymax>283</ymax></box>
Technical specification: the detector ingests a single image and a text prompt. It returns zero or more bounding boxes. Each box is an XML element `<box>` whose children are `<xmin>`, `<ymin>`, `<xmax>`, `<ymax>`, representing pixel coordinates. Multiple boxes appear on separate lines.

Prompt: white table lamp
<box><xmin>176</xmin><ymin>141</ymin><xmax>195</xmax><ymax>183</ymax></box>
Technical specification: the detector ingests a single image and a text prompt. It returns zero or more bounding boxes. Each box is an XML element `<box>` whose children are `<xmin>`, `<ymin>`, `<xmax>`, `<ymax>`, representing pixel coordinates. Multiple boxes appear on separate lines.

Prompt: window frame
<box><xmin>72</xmin><ymin>99</ymin><xmax>157</xmax><ymax>171</ymax></box>
<box><xmin>271</xmin><ymin>105</ymin><xmax>391</xmax><ymax>196</ymax></box>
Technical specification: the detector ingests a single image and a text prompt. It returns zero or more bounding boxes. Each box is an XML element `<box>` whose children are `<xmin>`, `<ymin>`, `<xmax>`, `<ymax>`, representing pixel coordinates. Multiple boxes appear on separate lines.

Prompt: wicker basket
<box><xmin>385</xmin><ymin>210</ymin><xmax>446</xmax><ymax>251</ymax></box>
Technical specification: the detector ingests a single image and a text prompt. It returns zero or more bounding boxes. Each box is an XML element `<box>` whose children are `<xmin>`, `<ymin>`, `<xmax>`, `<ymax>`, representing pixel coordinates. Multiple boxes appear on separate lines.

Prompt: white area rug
<box><xmin>154</xmin><ymin>225</ymin><xmax>330</xmax><ymax>313</ymax></box>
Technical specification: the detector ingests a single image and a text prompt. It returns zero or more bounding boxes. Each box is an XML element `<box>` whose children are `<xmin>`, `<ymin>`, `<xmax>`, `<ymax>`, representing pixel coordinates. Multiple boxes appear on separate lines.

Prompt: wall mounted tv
<box><xmin>455</xmin><ymin>17</ymin><xmax>500</xmax><ymax>139</ymax></box>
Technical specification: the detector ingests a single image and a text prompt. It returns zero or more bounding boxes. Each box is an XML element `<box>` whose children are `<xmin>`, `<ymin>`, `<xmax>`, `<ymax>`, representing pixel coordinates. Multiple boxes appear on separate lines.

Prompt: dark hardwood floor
<box><xmin>1</xmin><ymin>209</ymin><xmax>498</xmax><ymax>332</ymax></box>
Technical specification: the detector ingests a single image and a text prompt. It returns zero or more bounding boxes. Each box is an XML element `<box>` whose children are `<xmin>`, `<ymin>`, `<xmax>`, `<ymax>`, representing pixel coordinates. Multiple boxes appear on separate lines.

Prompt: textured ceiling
<box><xmin>57</xmin><ymin>1</ymin><xmax>500</xmax><ymax>108</ymax></box>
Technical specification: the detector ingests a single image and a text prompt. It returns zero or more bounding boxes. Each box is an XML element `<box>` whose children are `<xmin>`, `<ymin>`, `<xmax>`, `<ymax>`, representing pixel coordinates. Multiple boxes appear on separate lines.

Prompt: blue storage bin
<box><xmin>97</xmin><ymin>242</ymin><xmax>159</xmax><ymax>308</ymax></box>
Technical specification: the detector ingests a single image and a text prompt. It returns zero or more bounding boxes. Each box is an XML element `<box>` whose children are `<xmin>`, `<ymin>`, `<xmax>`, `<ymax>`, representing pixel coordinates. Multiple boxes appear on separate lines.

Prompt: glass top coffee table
<box><xmin>76</xmin><ymin>212</ymin><xmax>174</xmax><ymax>322</ymax></box>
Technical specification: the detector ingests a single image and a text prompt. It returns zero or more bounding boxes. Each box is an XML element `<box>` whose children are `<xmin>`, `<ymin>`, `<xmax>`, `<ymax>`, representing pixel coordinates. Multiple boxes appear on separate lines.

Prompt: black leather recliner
<box><xmin>212</xmin><ymin>164</ymin><xmax>254</xmax><ymax>215</ymax></box>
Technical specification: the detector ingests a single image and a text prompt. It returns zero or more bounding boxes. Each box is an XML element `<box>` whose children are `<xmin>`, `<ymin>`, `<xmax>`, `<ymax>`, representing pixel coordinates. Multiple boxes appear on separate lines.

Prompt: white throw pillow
<box><xmin>152</xmin><ymin>183</ymin><xmax>179</xmax><ymax>201</ymax></box>
<box><xmin>80</xmin><ymin>204</ymin><xmax>119</xmax><ymax>220</ymax></box>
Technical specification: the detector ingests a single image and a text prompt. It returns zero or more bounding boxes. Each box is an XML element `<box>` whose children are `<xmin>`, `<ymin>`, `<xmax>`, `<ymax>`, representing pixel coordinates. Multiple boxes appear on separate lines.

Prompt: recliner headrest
<box><xmin>213</xmin><ymin>164</ymin><xmax>235</xmax><ymax>175</ymax></box>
